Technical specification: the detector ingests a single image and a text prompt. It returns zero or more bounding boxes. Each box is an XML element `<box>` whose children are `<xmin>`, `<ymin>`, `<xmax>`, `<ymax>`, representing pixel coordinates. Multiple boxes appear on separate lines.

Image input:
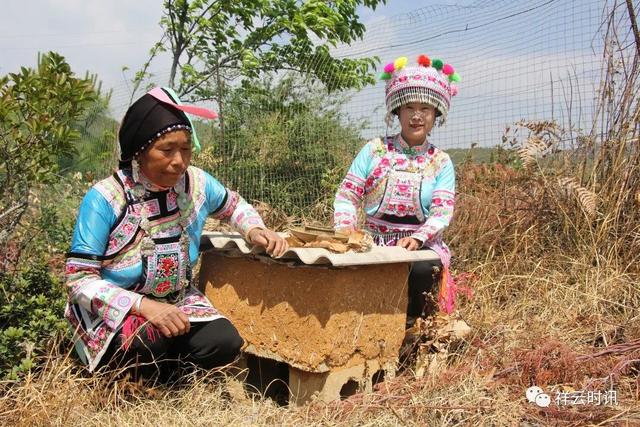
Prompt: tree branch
<box><xmin>187</xmin><ymin>0</ymin><xmax>221</xmax><ymax>34</ymax></box>
<box><xmin>625</xmin><ymin>0</ymin><xmax>640</xmax><ymax>58</ymax></box>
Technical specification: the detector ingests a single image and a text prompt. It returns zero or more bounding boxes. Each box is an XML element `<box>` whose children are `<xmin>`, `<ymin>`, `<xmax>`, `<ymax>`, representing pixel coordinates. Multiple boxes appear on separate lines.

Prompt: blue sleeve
<box><xmin>435</xmin><ymin>158</ymin><xmax>456</xmax><ymax>194</ymax></box>
<box><xmin>413</xmin><ymin>157</ymin><xmax>456</xmax><ymax>245</ymax></box>
<box><xmin>203</xmin><ymin>170</ymin><xmax>267</xmax><ymax>235</ymax></box>
<box><xmin>66</xmin><ymin>189</ymin><xmax>139</xmax><ymax>334</ymax></box>
<box><xmin>347</xmin><ymin>142</ymin><xmax>374</xmax><ymax>180</ymax></box>
<box><xmin>204</xmin><ymin>172</ymin><xmax>229</xmax><ymax>214</ymax></box>
<box><xmin>69</xmin><ymin>188</ymin><xmax>117</xmax><ymax>256</ymax></box>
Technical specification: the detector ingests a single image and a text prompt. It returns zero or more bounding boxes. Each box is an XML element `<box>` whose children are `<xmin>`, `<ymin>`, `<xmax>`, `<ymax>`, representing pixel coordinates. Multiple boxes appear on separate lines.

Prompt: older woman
<box><xmin>334</xmin><ymin>55</ymin><xmax>460</xmax><ymax>322</ymax></box>
<box><xmin>65</xmin><ymin>87</ymin><xmax>287</xmax><ymax>377</ymax></box>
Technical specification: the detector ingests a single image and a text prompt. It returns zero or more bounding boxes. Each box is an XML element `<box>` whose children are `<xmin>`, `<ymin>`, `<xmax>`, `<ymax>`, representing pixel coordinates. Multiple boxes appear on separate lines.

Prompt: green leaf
<box><xmin>136</xmin><ymin>0</ymin><xmax>385</xmax><ymax>98</ymax></box>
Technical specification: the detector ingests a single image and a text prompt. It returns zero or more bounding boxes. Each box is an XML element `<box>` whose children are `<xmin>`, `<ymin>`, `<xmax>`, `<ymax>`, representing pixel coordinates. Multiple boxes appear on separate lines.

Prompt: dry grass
<box><xmin>2</xmin><ymin>248</ymin><xmax>639</xmax><ymax>426</ymax></box>
<box><xmin>4</xmin><ymin>153</ymin><xmax>640</xmax><ymax>425</ymax></box>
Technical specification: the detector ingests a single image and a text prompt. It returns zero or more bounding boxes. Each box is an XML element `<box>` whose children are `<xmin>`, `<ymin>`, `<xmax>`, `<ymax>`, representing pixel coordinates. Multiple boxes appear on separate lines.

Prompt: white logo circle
<box><xmin>535</xmin><ymin>393</ymin><xmax>551</xmax><ymax>408</ymax></box>
<box><xmin>526</xmin><ymin>386</ymin><xmax>544</xmax><ymax>403</ymax></box>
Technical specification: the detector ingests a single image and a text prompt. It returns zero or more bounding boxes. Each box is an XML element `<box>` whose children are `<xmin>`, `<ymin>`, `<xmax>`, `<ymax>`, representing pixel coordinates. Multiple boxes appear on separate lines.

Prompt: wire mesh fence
<box><xmin>69</xmin><ymin>0</ymin><xmax>633</xmax><ymax>215</ymax></box>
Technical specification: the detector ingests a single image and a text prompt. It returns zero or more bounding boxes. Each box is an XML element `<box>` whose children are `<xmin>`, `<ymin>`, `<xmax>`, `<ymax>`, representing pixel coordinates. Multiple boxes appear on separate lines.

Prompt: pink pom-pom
<box><xmin>383</xmin><ymin>63</ymin><xmax>395</xmax><ymax>73</ymax></box>
<box><xmin>449</xmin><ymin>84</ymin><xmax>459</xmax><ymax>97</ymax></box>
<box><xmin>443</xmin><ymin>64</ymin><xmax>454</xmax><ymax>75</ymax></box>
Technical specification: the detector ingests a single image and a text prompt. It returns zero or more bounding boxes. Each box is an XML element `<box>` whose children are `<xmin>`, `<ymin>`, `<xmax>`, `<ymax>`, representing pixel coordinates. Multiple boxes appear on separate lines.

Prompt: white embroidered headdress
<box><xmin>381</xmin><ymin>55</ymin><xmax>461</xmax><ymax>126</ymax></box>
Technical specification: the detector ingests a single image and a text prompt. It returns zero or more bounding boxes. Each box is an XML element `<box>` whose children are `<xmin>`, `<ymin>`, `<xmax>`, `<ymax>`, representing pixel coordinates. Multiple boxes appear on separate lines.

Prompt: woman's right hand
<box><xmin>137</xmin><ymin>298</ymin><xmax>190</xmax><ymax>337</ymax></box>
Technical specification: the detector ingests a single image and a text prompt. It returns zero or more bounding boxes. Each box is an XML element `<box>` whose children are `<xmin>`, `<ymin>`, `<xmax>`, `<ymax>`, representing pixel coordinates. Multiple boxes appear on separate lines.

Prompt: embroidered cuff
<box><xmin>410</xmin><ymin>234</ymin><xmax>426</xmax><ymax>247</ymax></box>
<box><xmin>337</xmin><ymin>173</ymin><xmax>366</xmax><ymax>204</ymax></box>
<box><xmin>334</xmin><ymin>211</ymin><xmax>358</xmax><ymax>231</ymax></box>
<box><xmin>229</xmin><ymin>199</ymin><xmax>266</xmax><ymax>239</ymax></box>
<box><xmin>211</xmin><ymin>190</ymin><xmax>239</xmax><ymax>220</ymax></box>
<box><xmin>96</xmin><ymin>287</ymin><xmax>139</xmax><ymax>330</ymax></box>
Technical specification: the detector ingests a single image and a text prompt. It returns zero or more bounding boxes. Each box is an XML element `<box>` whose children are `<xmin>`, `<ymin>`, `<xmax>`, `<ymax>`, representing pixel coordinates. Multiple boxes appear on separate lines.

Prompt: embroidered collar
<box><xmin>137</xmin><ymin>169</ymin><xmax>171</xmax><ymax>192</ymax></box>
<box><xmin>122</xmin><ymin>168</ymin><xmax>187</xmax><ymax>195</ymax></box>
<box><xmin>394</xmin><ymin>134</ymin><xmax>431</xmax><ymax>156</ymax></box>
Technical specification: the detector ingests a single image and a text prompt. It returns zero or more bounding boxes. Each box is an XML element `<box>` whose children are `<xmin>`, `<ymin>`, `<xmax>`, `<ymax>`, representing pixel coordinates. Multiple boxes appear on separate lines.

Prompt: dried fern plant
<box><xmin>517</xmin><ymin>136</ymin><xmax>550</xmax><ymax>169</ymax></box>
<box><xmin>556</xmin><ymin>177</ymin><xmax>599</xmax><ymax>217</ymax></box>
<box><xmin>508</xmin><ymin>120</ymin><xmax>564</xmax><ymax>170</ymax></box>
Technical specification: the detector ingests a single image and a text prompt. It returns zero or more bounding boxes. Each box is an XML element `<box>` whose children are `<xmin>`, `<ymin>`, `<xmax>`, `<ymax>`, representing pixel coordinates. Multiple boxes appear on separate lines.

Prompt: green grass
<box><xmin>447</xmin><ymin>147</ymin><xmax>500</xmax><ymax>165</ymax></box>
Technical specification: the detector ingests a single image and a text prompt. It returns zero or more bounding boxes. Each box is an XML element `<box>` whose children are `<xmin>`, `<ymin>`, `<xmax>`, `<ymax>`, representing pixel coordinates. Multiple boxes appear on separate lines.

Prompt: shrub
<box><xmin>0</xmin><ymin>264</ymin><xmax>67</xmax><ymax>380</ymax></box>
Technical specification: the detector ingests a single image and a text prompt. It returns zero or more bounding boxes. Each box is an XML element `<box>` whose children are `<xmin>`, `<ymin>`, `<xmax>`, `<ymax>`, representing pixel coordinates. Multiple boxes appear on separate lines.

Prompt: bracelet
<box><xmin>134</xmin><ymin>296</ymin><xmax>144</xmax><ymax>313</ymax></box>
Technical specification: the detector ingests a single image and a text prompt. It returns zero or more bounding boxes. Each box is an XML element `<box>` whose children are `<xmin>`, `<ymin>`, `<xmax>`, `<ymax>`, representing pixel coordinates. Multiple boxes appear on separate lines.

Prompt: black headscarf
<box><xmin>118</xmin><ymin>89</ymin><xmax>190</xmax><ymax>167</ymax></box>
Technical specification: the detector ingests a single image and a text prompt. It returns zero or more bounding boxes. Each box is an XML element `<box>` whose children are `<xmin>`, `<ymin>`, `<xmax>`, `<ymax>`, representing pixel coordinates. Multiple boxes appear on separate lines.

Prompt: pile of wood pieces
<box><xmin>402</xmin><ymin>313</ymin><xmax>472</xmax><ymax>377</ymax></box>
<box><xmin>286</xmin><ymin>226</ymin><xmax>373</xmax><ymax>253</ymax></box>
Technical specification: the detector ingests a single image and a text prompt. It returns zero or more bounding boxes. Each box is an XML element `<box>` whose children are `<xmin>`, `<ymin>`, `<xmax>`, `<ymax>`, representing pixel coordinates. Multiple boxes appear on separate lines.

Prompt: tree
<box><xmin>57</xmin><ymin>97</ymin><xmax>119</xmax><ymax>179</ymax></box>
<box><xmin>0</xmin><ymin>52</ymin><xmax>100</xmax><ymax>265</ymax></box>
<box><xmin>141</xmin><ymin>0</ymin><xmax>386</xmax><ymax>101</ymax></box>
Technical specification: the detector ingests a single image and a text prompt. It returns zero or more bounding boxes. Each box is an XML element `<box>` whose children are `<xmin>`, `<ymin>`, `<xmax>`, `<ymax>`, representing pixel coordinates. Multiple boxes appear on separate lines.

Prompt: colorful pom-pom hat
<box><xmin>380</xmin><ymin>55</ymin><xmax>460</xmax><ymax>126</ymax></box>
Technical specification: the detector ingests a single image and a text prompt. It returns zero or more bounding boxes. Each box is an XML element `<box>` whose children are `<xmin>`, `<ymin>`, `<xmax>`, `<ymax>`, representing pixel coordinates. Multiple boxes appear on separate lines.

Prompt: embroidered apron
<box><xmin>368</xmin><ymin>169</ymin><xmax>425</xmax><ymax>246</ymax></box>
<box><xmin>136</xmin><ymin>237</ymin><xmax>223</xmax><ymax>322</ymax></box>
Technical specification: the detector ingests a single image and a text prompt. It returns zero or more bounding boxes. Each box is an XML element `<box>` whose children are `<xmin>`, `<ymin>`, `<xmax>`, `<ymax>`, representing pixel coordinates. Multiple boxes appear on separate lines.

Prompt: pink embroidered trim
<box><xmin>345</xmin><ymin>172</ymin><xmax>366</xmax><ymax>186</ymax></box>
<box><xmin>212</xmin><ymin>190</ymin><xmax>239</xmax><ymax>220</ymax></box>
<box><xmin>339</xmin><ymin>174</ymin><xmax>366</xmax><ymax>200</ymax></box>
<box><xmin>106</xmin><ymin>211</ymin><xmax>141</xmax><ymax>256</ymax></box>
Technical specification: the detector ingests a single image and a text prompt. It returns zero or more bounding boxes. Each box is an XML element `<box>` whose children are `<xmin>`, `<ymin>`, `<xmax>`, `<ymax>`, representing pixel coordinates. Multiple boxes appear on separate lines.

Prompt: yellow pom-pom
<box><xmin>394</xmin><ymin>56</ymin><xmax>408</xmax><ymax>70</ymax></box>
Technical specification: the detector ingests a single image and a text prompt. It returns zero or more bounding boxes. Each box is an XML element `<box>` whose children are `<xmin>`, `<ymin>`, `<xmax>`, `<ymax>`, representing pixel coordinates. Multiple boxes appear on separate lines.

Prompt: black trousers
<box><xmin>407</xmin><ymin>258</ymin><xmax>443</xmax><ymax>319</ymax></box>
<box><xmin>101</xmin><ymin>317</ymin><xmax>243</xmax><ymax>380</ymax></box>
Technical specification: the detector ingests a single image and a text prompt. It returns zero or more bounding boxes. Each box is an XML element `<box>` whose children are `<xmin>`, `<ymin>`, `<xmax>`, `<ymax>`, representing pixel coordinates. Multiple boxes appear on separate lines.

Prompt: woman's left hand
<box><xmin>248</xmin><ymin>228</ymin><xmax>289</xmax><ymax>257</ymax></box>
<box><xmin>398</xmin><ymin>237</ymin><xmax>422</xmax><ymax>251</ymax></box>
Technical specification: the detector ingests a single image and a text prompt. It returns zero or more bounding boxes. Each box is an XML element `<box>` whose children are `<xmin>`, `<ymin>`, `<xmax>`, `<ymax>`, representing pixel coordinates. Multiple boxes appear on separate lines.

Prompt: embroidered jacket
<box><xmin>334</xmin><ymin>135</ymin><xmax>455</xmax><ymax>247</ymax></box>
<box><xmin>334</xmin><ymin>135</ymin><xmax>457</xmax><ymax>313</ymax></box>
<box><xmin>65</xmin><ymin>166</ymin><xmax>265</xmax><ymax>370</ymax></box>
